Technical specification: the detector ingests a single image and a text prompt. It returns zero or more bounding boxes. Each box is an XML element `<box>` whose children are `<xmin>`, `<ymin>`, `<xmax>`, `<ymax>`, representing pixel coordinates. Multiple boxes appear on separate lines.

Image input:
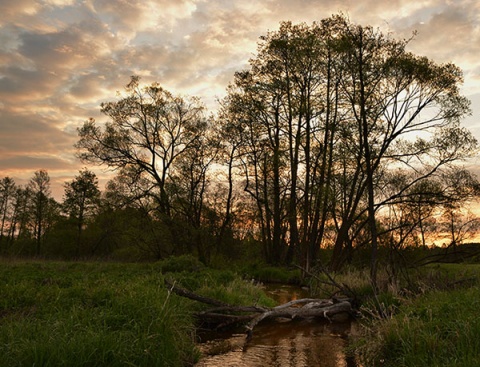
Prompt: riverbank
<box><xmin>354</xmin><ymin>264</ymin><xmax>480</xmax><ymax>366</ymax></box>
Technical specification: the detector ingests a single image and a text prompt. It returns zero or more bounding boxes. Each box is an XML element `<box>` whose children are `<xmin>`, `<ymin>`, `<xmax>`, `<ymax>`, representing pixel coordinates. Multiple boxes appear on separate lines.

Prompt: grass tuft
<box><xmin>354</xmin><ymin>264</ymin><xmax>480</xmax><ymax>367</ymax></box>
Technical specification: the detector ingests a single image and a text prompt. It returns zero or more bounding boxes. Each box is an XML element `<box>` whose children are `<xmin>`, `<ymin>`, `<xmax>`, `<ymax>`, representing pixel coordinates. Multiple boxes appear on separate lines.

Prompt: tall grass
<box><xmin>0</xmin><ymin>258</ymin><xmax>277</xmax><ymax>366</ymax></box>
<box><xmin>355</xmin><ymin>264</ymin><xmax>480</xmax><ymax>367</ymax></box>
<box><xmin>0</xmin><ymin>261</ymin><xmax>198</xmax><ymax>367</ymax></box>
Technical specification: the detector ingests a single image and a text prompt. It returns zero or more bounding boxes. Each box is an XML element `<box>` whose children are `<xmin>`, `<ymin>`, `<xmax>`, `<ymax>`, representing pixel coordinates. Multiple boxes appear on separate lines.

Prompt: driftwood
<box><xmin>164</xmin><ymin>279</ymin><xmax>355</xmax><ymax>338</ymax></box>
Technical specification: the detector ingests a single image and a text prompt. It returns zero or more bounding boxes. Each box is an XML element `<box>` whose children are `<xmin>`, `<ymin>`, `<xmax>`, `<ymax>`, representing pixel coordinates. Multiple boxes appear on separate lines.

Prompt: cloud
<box><xmin>0</xmin><ymin>109</ymin><xmax>76</xmax><ymax>158</ymax></box>
<box><xmin>1</xmin><ymin>0</ymin><xmax>479</xmax><ymax>200</ymax></box>
<box><xmin>0</xmin><ymin>156</ymin><xmax>73</xmax><ymax>172</ymax></box>
<box><xmin>0</xmin><ymin>0</ymin><xmax>42</xmax><ymax>23</ymax></box>
<box><xmin>386</xmin><ymin>1</ymin><xmax>480</xmax><ymax>71</ymax></box>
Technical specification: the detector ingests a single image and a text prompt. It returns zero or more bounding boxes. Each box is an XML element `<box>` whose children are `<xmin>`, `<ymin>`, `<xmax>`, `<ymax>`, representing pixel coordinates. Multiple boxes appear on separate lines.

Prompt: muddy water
<box><xmin>195</xmin><ymin>284</ymin><xmax>360</xmax><ymax>367</ymax></box>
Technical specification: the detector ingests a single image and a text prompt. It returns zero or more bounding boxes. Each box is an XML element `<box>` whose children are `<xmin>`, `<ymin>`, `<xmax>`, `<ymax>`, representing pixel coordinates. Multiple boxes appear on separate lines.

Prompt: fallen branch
<box><xmin>165</xmin><ymin>279</ymin><xmax>355</xmax><ymax>340</ymax></box>
<box><xmin>165</xmin><ymin>279</ymin><xmax>230</xmax><ymax>307</ymax></box>
<box><xmin>293</xmin><ymin>263</ymin><xmax>357</xmax><ymax>300</ymax></box>
<box><xmin>245</xmin><ymin>300</ymin><xmax>352</xmax><ymax>339</ymax></box>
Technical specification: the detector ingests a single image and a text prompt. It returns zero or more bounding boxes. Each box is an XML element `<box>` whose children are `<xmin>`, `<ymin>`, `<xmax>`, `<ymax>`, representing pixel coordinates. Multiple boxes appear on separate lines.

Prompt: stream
<box><xmin>195</xmin><ymin>284</ymin><xmax>361</xmax><ymax>367</ymax></box>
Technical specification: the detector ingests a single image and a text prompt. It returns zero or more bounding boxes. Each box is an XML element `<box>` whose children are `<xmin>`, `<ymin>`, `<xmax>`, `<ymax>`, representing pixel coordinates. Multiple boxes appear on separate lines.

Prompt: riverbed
<box><xmin>195</xmin><ymin>284</ymin><xmax>360</xmax><ymax>367</ymax></box>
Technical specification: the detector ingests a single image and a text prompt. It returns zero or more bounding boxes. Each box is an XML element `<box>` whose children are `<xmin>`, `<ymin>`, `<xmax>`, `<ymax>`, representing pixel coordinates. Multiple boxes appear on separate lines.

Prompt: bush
<box><xmin>242</xmin><ymin>264</ymin><xmax>302</xmax><ymax>284</ymax></box>
<box><xmin>157</xmin><ymin>254</ymin><xmax>206</xmax><ymax>273</ymax></box>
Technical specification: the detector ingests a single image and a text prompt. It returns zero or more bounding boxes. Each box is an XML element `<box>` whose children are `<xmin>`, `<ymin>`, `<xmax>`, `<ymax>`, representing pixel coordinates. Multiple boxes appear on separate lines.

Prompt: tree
<box><xmin>76</xmin><ymin>76</ymin><xmax>209</xmax><ymax>218</ymax></box>
<box><xmin>213</xmin><ymin>105</ymin><xmax>252</xmax><ymax>254</ymax></box>
<box><xmin>325</xmin><ymin>14</ymin><xmax>476</xmax><ymax>285</ymax></box>
<box><xmin>435</xmin><ymin>168</ymin><xmax>480</xmax><ymax>250</ymax></box>
<box><xmin>10</xmin><ymin>187</ymin><xmax>32</xmax><ymax>242</ymax></box>
<box><xmin>88</xmin><ymin>174</ymin><xmax>177</xmax><ymax>260</ymax></box>
<box><xmin>28</xmin><ymin>170</ymin><xmax>54</xmax><ymax>255</ymax></box>
<box><xmin>223</xmin><ymin>15</ymin><xmax>477</xmax><ymax>281</ymax></box>
<box><xmin>63</xmin><ymin>168</ymin><xmax>101</xmax><ymax>256</ymax></box>
<box><xmin>222</xmin><ymin>21</ymin><xmax>342</xmax><ymax>265</ymax></box>
<box><xmin>0</xmin><ymin>177</ymin><xmax>16</xmax><ymax>247</ymax></box>
<box><xmin>167</xmin><ymin>128</ymin><xmax>219</xmax><ymax>263</ymax></box>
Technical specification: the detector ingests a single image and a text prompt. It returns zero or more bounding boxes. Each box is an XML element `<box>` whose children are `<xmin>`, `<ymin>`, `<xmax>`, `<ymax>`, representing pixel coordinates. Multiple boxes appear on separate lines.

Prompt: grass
<box><xmin>0</xmin><ymin>261</ymin><xmax>197</xmax><ymax>367</ymax></box>
<box><xmin>0</xmin><ymin>259</ymin><xmax>275</xmax><ymax>367</ymax></box>
<box><xmin>354</xmin><ymin>264</ymin><xmax>480</xmax><ymax>367</ymax></box>
<box><xmin>240</xmin><ymin>263</ymin><xmax>302</xmax><ymax>285</ymax></box>
<box><xmin>7</xmin><ymin>257</ymin><xmax>478</xmax><ymax>367</ymax></box>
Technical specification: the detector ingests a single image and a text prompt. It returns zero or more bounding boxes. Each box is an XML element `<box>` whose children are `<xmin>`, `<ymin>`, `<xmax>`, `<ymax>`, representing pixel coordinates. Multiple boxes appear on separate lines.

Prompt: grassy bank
<box><xmin>0</xmin><ymin>258</ymin><xmax>272</xmax><ymax>367</ymax></box>
<box><xmin>354</xmin><ymin>264</ymin><xmax>480</xmax><ymax>367</ymax></box>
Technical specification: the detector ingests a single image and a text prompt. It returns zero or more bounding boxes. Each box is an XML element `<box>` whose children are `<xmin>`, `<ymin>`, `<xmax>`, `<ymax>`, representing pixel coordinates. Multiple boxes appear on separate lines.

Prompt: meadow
<box><xmin>2</xmin><ymin>257</ymin><xmax>480</xmax><ymax>367</ymax></box>
<box><xmin>0</xmin><ymin>258</ymin><xmax>272</xmax><ymax>367</ymax></box>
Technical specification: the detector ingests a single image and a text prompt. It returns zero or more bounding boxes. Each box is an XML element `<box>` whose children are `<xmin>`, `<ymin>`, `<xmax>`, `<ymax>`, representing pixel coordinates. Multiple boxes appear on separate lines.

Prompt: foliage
<box><xmin>241</xmin><ymin>264</ymin><xmax>303</xmax><ymax>285</ymax></box>
<box><xmin>76</xmin><ymin>76</ymin><xmax>210</xmax><ymax>219</ymax></box>
<box><xmin>157</xmin><ymin>254</ymin><xmax>206</xmax><ymax>273</ymax></box>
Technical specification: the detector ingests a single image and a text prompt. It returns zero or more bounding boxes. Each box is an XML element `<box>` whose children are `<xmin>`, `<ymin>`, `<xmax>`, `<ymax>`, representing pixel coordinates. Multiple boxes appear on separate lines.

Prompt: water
<box><xmin>195</xmin><ymin>284</ymin><xmax>360</xmax><ymax>367</ymax></box>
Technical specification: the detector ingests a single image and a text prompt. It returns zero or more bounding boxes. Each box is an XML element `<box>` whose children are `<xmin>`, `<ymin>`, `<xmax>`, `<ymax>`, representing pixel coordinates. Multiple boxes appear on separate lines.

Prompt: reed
<box><xmin>355</xmin><ymin>264</ymin><xmax>480</xmax><ymax>367</ymax></box>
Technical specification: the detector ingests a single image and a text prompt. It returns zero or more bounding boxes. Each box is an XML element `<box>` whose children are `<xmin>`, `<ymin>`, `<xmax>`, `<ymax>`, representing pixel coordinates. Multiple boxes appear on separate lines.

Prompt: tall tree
<box><xmin>28</xmin><ymin>170</ymin><xmax>53</xmax><ymax>255</ymax></box>
<box><xmin>167</xmin><ymin>126</ymin><xmax>219</xmax><ymax>263</ymax></box>
<box><xmin>214</xmin><ymin>104</ymin><xmax>250</xmax><ymax>252</ymax></box>
<box><xmin>223</xmin><ymin>15</ymin><xmax>477</xmax><ymax>277</ymax></box>
<box><xmin>76</xmin><ymin>76</ymin><xmax>209</xmax><ymax>219</ymax></box>
<box><xmin>223</xmin><ymin>21</ymin><xmax>341</xmax><ymax>265</ymax></box>
<box><xmin>63</xmin><ymin>168</ymin><xmax>101</xmax><ymax>256</ymax></box>
<box><xmin>0</xmin><ymin>177</ymin><xmax>16</xmax><ymax>246</ymax></box>
<box><xmin>332</xmin><ymin>15</ymin><xmax>475</xmax><ymax>285</ymax></box>
<box><xmin>10</xmin><ymin>187</ymin><xmax>32</xmax><ymax>242</ymax></box>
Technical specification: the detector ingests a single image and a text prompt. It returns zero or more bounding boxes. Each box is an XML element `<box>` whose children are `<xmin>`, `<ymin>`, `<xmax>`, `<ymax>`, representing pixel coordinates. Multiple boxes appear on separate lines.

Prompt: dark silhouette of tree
<box><xmin>222</xmin><ymin>21</ymin><xmax>342</xmax><ymax>265</ymax></box>
<box><xmin>222</xmin><ymin>15</ymin><xmax>477</xmax><ymax>282</ymax></box>
<box><xmin>11</xmin><ymin>187</ymin><xmax>32</xmax><ymax>243</ymax></box>
<box><xmin>328</xmin><ymin>15</ymin><xmax>476</xmax><ymax>286</ymax></box>
<box><xmin>28</xmin><ymin>170</ymin><xmax>56</xmax><ymax>256</ymax></box>
<box><xmin>76</xmin><ymin>76</ymin><xmax>209</xmax><ymax>219</ymax></box>
<box><xmin>63</xmin><ymin>168</ymin><xmax>101</xmax><ymax>256</ymax></box>
<box><xmin>0</xmin><ymin>177</ymin><xmax>16</xmax><ymax>247</ymax></box>
<box><xmin>436</xmin><ymin>168</ymin><xmax>480</xmax><ymax>251</ymax></box>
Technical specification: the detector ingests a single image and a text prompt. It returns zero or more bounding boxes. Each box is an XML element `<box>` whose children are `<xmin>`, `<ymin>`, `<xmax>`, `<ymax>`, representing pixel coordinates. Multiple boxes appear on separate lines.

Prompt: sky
<box><xmin>1</xmin><ymin>0</ymin><xmax>480</xmax><ymax>200</ymax></box>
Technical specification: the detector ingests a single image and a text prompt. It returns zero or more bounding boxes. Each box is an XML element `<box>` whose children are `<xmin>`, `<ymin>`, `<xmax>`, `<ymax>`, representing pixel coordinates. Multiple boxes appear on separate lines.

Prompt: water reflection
<box><xmin>262</xmin><ymin>283</ymin><xmax>310</xmax><ymax>304</ymax></box>
<box><xmin>195</xmin><ymin>284</ymin><xmax>359</xmax><ymax>367</ymax></box>
<box><xmin>196</xmin><ymin>319</ymin><xmax>358</xmax><ymax>367</ymax></box>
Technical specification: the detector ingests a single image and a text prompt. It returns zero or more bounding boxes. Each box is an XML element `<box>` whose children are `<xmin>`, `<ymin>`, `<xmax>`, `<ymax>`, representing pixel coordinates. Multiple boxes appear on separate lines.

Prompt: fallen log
<box><xmin>165</xmin><ymin>279</ymin><xmax>355</xmax><ymax>339</ymax></box>
<box><xmin>164</xmin><ymin>279</ymin><xmax>230</xmax><ymax>307</ymax></box>
<box><xmin>245</xmin><ymin>300</ymin><xmax>352</xmax><ymax>339</ymax></box>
